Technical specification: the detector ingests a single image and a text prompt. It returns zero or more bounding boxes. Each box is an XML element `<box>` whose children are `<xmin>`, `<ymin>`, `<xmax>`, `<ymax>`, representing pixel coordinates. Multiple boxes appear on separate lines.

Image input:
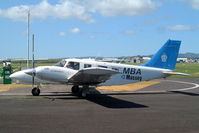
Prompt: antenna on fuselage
<box><xmin>119</xmin><ymin>57</ymin><xmax>125</xmax><ymax>64</ymax></box>
<box><xmin>94</xmin><ymin>52</ymin><xmax>101</xmax><ymax>61</ymax></box>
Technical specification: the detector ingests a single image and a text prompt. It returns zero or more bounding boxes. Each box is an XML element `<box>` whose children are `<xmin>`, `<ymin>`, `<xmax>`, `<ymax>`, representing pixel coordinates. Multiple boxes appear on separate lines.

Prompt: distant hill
<box><xmin>133</xmin><ymin>53</ymin><xmax>199</xmax><ymax>59</ymax></box>
<box><xmin>178</xmin><ymin>53</ymin><xmax>199</xmax><ymax>58</ymax></box>
<box><xmin>3</xmin><ymin>53</ymin><xmax>199</xmax><ymax>62</ymax></box>
<box><xmin>116</xmin><ymin>53</ymin><xmax>199</xmax><ymax>60</ymax></box>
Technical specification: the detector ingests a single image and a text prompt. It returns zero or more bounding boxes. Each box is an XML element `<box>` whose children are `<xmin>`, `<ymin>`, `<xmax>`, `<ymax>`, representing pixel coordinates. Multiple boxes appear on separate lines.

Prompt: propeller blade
<box><xmin>24</xmin><ymin>68</ymin><xmax>36</xmax><ymax>87</ymax></box>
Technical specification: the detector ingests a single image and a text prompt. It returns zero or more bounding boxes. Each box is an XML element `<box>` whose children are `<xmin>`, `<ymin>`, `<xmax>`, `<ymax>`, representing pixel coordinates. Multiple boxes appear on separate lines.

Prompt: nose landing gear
<box><xmin>32</xmin><ymin>87</ymin><xmax>40</xmax><ymax>96</ymax></box>
<box><xmin>71</xmin><ymin>85</ymin><xmax>80</xmax><ymax>94</ymax></box>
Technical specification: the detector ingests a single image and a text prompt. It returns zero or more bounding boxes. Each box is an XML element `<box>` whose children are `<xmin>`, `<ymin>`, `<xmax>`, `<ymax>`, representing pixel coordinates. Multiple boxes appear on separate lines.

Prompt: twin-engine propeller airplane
<box><xmin>10</xmin><ymin>40</ymin><xmax>189</xmax><ymax>97</ymax></box>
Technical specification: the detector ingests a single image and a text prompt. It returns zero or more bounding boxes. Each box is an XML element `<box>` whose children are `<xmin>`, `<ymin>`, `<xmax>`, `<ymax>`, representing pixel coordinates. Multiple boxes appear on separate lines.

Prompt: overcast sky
<box><xmin>0</xmin><ymin>0</ymin><xmax>199</xmax><ymax>59</ymax></box>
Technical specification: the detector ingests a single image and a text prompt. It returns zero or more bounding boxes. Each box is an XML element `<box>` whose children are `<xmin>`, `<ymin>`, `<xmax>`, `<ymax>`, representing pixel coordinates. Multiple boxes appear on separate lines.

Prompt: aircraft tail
<box><xmin>143</xmin><ymin>40</ymin><xmax>181</xmax><ymax>70</ymax></box>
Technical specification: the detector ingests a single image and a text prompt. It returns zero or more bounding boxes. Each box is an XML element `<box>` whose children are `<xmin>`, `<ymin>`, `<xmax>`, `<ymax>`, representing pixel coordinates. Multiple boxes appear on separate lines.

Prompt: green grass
<box><xmin>172</xmin><ymin>63</ymin><xmax>199</xmax><ymax>78</ymax></box>
<box><xmin>0</xmin><ymin>63</ymin><xmax>54</xmax><ymax>73</ymax></box>
<box><xmin>0</xmin><ymin>60</ymin><xmax>56</xmax><ymax>73</ymax></box>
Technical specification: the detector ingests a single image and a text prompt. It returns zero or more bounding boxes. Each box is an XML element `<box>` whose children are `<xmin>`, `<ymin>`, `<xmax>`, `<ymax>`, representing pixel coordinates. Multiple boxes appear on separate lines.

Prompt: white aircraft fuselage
<box><xmin>10</xmin><ymin>40</ymin><xmax>187</xmax><ymax>96</ymax></box>
<box><xmin>11</xmin><ymin>59</ymin><xmax>170</xmax><ymax>86</ymax></box>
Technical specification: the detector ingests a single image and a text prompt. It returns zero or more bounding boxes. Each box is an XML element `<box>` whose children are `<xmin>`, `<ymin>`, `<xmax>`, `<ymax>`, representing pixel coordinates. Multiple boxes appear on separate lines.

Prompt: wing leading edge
<box><xmin>68</xmin><ymin>67</ymin><xmax>120</xmax><ymax>85</ymax></box>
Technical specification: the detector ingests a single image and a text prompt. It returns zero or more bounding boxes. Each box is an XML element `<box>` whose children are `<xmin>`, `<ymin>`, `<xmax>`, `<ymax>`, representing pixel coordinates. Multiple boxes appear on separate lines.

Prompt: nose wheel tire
<box><xmin>32</xmin><ymin>87</ymin><xmax>40</xmax><ymax>96</ymax></box>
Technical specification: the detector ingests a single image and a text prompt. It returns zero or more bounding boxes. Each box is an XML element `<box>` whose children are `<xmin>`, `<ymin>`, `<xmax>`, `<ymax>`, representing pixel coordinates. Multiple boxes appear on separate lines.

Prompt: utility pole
<box><xmin>27</xmin><ymin>10</ymin><xmax>30</xmax><ymax>68</ymax></box>
<box><xmin>32</xmin><ymin>34</ymin><xmax>35</xmax><ymax>69</ymax></box>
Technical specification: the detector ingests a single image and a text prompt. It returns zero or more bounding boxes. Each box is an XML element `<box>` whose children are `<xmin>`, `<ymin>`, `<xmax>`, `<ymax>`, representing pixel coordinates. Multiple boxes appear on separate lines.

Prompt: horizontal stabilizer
<box><xmin>163</xmin><ymin>71</ymin><xmax>190</xmax><ymax>76</ymax></box>
<box><xmin>68</xmin><ymin>67</ymin><xmax>119</xmax><ymax>85</ymax></box>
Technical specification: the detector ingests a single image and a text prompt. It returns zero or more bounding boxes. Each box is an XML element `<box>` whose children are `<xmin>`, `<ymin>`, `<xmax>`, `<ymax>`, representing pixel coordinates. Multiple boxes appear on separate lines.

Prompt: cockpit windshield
<box><xmin>66</xmin><ymin>62</ymin><xmax>80</xmax><ymax>70</ymax></box>
<box><xmin>54</xmin><ymin>61</ymin><xmax>66</xmax><ymax>67</ymax></box>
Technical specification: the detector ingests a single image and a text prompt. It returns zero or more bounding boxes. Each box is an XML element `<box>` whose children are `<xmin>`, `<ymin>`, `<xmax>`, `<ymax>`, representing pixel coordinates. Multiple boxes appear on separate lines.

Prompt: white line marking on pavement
<box><xmin>164</xmin><ymin>80</ymin><xmax>199</xmax><ymax>91</ymax></box>
<box><xmin>135</xmin><ymin>79</ymin><xmax>199</xmax><ymax>93</ymax></box>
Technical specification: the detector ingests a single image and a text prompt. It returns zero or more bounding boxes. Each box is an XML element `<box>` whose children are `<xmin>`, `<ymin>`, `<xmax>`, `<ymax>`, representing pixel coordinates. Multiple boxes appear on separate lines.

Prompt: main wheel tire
<box><xmin>71</xmin><ymin>85</ymin><xmax>79</xmax><ymax>94</ymax></box>
<box><xmin>32</xmin><ymin>87</ymin><xmax>40</xmax><ymax>96</ymax></box>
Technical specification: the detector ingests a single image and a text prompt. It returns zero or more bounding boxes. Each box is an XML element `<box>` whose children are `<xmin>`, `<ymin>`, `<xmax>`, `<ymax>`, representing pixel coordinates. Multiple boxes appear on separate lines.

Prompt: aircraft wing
<box><xmin>68</xmin><ymin>67</ymin><xmax>120</xmax><ymax>85</ymax></box>
<box><xmin>163</xmin><ymin>71</ymin><xmax>190</xmax><ymax>76</ymax></box>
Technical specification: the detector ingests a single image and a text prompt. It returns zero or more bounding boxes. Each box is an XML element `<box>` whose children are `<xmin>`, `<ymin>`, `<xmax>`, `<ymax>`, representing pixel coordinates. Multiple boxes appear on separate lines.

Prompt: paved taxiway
<box><xmin>0</xmin><ymin>78</ymin><xmax>199</xmax><ymax>133</ymax></box>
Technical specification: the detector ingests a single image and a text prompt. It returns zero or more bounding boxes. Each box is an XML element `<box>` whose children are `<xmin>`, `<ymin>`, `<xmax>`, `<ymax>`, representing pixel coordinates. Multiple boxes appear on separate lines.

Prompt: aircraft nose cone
<box><xmin>9</xmin><ymin>71</ymin><xmax>25</xmax><ymax>80</ymax></box>
<box><xmin>9</xmin><ymin>72</ymin><xmax>18</xmax><ymax>79</ymax></box>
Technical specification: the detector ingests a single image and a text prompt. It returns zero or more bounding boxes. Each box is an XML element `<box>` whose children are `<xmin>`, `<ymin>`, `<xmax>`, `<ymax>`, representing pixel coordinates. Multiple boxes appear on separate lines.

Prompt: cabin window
<box><xmin>84</xmin><ymin>64</ymin><xmax>92</xmax><ymax>68</ymax></box>
<box><xmin>66</xmin><ymin>62</ymin><xmax>80</xmax><ymax>70</ymax></box>
<box><xmin>98</xmin><ymin>65</ymin><xmax>107</xmax><ymax>68</ymax></box>
<box><xmin>54</xmin><ymin>61</ymin><xmax>66</xmax><ymax>67</ymax></box>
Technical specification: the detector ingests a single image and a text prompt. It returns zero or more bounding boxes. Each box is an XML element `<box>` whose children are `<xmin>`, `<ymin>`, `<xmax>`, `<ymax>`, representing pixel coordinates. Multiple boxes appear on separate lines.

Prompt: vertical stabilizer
<box><xmin>143</xmin><ymin>40</ymin><xmax>181</xmax><ymax>70</ymax></box>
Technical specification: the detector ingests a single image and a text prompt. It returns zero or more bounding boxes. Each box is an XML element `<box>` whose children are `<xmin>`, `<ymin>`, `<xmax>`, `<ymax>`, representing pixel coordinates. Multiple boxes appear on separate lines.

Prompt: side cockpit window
<box><xmin>54</xmin><ymin>61</ymin><xmax>66</xmax><ymax>67</ymax></box>
<box><xmin>84</xmin><ymin>64</ymin><xmax>92</xmax><ymax>68</ymax></box>
<box><xmin>66</xmin><ymin>62</ymin><xmax>80</xmax><ymax>70</ymax></box>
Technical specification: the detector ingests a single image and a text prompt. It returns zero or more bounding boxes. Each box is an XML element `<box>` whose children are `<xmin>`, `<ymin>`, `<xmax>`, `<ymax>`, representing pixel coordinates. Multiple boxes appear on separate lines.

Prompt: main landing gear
<box><xmin>71</xmin><ymin>85</ymin><xmax>79</xmax><ymax>94</ymax></box>
<box><xmin>71</xmin><ymin>85</ymin><xmax>90</xmax><ymax>97</ymax></box>
<box><xmin>32</xmin><ymin>87</ymin><xmax>40</xmax><ymax>96</ymax></box>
